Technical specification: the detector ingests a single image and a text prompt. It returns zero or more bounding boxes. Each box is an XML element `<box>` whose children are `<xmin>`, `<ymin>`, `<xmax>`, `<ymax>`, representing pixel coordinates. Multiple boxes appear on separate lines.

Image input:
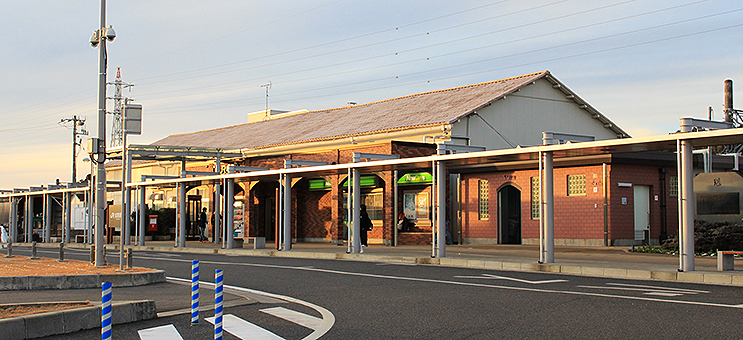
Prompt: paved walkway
<box><xmin>25</xmin><ymin>240</ymin><xmax>742</xmax><ymax>286</ymax></box>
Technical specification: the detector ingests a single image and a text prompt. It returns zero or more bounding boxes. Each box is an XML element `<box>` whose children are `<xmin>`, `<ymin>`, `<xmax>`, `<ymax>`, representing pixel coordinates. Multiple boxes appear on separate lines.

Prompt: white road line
<box><xmin>138</xmin><ymin>324</ymin><xmax>183</xmax><ymax>340</ymax></box>
<box><xmin>578</xmin><ymin>285</ymin><xmax>696</xmax><ymax>295</ymax></box>
<box><xmin>606</xmin><ymin>282</ymin><xmax>710</xmax><ymax>294</ymax></box>
<box><xmin>260</xmin><ymin>307</ymin><xmax>323</xmax><ymax>330</ymax></box>
<box><xmin>206</xmin><ymin>314</ymin><xmax>284</xmax><ymax>340</ymax></box>
<box><xmin>645</xmin><ymin>292</ymin><xmax>684</xmax><ymax>297</ymax></box>
<box><xmin>147</xmin><ymin>256</ymin><xmax>743</xmax><ymax>310</ymax></box>
<box><xmin>168</xmin><ymin>276</ymin><xmax>335</xmax><ymax>340</ymax></box>
<box><xmin>454</xmin><ymin>273</ymin><xmax>568</xmax><ymax>284</ymax></box>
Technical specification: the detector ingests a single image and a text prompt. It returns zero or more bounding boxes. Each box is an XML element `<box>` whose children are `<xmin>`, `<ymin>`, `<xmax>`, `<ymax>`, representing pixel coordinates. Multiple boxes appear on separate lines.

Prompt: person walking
<box><xmin>198</xmin><ymin>208</ymin><xmax>208</xmax><ymax>242</ymax></box>
<box><xmin>360</xmin><ymin>204</ymin><xmax>373</xmax><ymax>251</ymax></box>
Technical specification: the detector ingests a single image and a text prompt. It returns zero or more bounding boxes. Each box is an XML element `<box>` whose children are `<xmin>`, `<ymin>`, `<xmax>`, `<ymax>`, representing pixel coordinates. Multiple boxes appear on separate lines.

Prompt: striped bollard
<box><xmin>101</xmin><ymin>282</ymin><xmax>112</xmax><ymax>340</ymax></box>
<box><xmin>214</xmin><ymin>269</ymin><xmax>223</xmax><ymax>340</ymax></box>
<box><xmin>191</xmin><ymin>260</ymin><xmax>199</xmax><ymax>325</ymax></box>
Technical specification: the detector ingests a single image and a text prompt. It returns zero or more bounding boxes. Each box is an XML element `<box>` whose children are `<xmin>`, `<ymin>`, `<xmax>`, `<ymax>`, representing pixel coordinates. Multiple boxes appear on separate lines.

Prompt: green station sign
<box><xmin>397</xmin><ymin>172</ymin><xmax>432</xmax><ymax>185</ymax></box>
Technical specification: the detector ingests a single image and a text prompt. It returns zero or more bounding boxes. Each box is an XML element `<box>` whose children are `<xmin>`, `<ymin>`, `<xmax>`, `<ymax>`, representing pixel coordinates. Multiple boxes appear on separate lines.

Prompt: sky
<box><xmin>1</xmin><ymin>0</ymin><xmax>742</xmax><ymax>189</ymax></box>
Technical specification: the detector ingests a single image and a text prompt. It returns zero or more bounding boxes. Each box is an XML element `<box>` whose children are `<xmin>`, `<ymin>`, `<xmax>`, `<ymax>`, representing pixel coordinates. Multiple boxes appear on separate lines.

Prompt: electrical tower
<box><xmin>59</xmin><ymin>115</ymin><xmax>88</xmax><ymax>183</ymax></box>
<box><xmin>108</xmin><ymin>67</ymin><xmax>134</xmax><ymax>147</ymax></box>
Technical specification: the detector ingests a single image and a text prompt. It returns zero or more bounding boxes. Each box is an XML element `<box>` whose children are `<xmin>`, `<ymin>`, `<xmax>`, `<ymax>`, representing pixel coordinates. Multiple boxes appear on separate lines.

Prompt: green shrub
<box><xmin>660</xmin><ymin>220</ymin><xmax>743</xmax><ymax>253</ymax></box>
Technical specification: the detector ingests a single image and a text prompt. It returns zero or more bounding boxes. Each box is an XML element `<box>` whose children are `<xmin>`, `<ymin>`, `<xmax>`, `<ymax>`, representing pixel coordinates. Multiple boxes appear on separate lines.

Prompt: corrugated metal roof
<box><xmin>153</xmin><ymin>71</ymin><xmax>616</xmax><ymax>149</ymax></box>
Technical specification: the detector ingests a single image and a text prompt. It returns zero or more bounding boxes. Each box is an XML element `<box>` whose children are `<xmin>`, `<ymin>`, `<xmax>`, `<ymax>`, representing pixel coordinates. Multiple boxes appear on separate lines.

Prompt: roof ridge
<box><xmin>307</xmin><ymin>70</ymin><xmax>550</xmax><ymax>114</ymax></box>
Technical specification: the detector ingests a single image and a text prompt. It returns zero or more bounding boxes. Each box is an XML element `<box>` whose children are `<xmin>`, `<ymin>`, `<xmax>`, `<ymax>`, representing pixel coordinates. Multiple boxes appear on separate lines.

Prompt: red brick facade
<box><xmin>460</xmin><ymin>163</ymin><xmax>679</xmax><ymax>246</ymax></box>
<box><xmin>195</xmin><ymin>142</ymin><xmax>680</xmax><ymax>247</ymax></box>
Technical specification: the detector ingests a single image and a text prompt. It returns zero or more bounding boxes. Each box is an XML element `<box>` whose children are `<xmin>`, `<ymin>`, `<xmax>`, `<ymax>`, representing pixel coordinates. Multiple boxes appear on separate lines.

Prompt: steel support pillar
<box><xmin>178</xmin><ymin>182</ymin><xmax>186</xmax><ymax>248</ymax></box>
<box><xmin>138</xmin><ymin>186</ymin><xmax>146</xmax><ymax>246</ymax></box>
<box><xmin>346</xmin><ymin>168</ymin><xmax>352</xmax><ymax>253</ymax></box>
<box><xmin>435</xmin><ymin>159</ymin><xmax>446</xmax><ymax>258</ymax></box>
<box><xmin>351</xmin><ymin>168</ymin><xmax>361</xmax><ymax>254</ymax></box>
<box><xmin>226</xmin><ymin>179</ymin><xmax>234</xmax><ymax>249</ymax></box>
<box><xmin>44</xmin><ymin>194</ymin><xmax>51</xmax><ymax>243</ymax></box>
<box><xmin>123</xmin><ymin>151</ymin><xmax>132</xmax><ymax>245</ymax></box>
<box><xmin>393</xmin><ymin>170</ymin><xmax>398</xmax><ymax>247</ymax></box>
<box><xmin>64</xmin><ymin>193</ymin><xmax>71</xmax><ymax>243</ymax></box>
<box><xmin>679</xmin><ymin>139</ymin><xmax>695</xmax><ymax>271</ymax></box>
<box><xmin>10</xmin><ymin>198</ymin><xmax>17</xmax><ymax>242</ymax></box>
<box><xmin>282</xmin><ymin>174</ymin><xmax>292</xmax><ymax>251</ymax></box>
<box><xmin>543</xmin><ymin>151</ymin><xmax>555</xmax><ymax>263</ymax></box>
<box><xmin>214</xmin><ymin>156</ymin><xmax>221</xmax><ymax>245</ymax></box>
<box><xmin>25</xmin><ymin>196</ymin><xmax>32</xmax><ymax>243</ymax></box>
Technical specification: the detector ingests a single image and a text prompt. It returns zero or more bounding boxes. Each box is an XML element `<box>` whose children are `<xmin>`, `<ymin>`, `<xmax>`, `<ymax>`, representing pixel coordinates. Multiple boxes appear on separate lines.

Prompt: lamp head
<box><xmin>104</xmin><ymin>26</ymin><xmax>116</xmax><ymax>41</ymax></box>
<box><xmin>89</xmin><ymin>31</ymin><xmax>99</xmax><ymax>47</ymax></box>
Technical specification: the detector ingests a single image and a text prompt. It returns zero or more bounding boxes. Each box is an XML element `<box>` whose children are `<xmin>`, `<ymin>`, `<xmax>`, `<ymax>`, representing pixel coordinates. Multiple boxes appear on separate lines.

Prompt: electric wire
<box><xmin>146</xmin><ymin>21</ymin><xmax>743</xmax><ymax>115</ymax></box>
<box><xmin>136</xmin><ymin>0</ymin><xmax>643</xmax><ymax>100</ymax></box>
<box><xmin>144</xmin><ymin>9</ymin><xmax>741</xmax><ymax>114</ymax></box>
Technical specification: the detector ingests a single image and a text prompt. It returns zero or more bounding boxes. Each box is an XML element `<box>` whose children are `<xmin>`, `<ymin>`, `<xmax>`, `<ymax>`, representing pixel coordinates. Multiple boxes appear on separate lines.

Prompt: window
<box><xmin>531</xmin><ymin>177</ymin><xmax>540</xmax><ymax>219</ymax></box>
<box><xmin>567</xmin><ymin>174</ymin><xmax>586</xmax><ymax>196</ymax></box>
<box><xmin>669</xmin><ymin>176</ymin><xmax>678</xmax><ymax>197</ymax></box>
<box><xmin>343</xmin><ymin>189</ymin><xmax>384</xmax><ymax>221</ymax></box>
<box><xmin>364</xmin><ymin>191</ymin><xmax>384</xmax><ymax>220</ymax></box>
<box><xmin>478</xmin><ymin>180</ymin><xmax>489</xmax><ymax>220</ymax></box>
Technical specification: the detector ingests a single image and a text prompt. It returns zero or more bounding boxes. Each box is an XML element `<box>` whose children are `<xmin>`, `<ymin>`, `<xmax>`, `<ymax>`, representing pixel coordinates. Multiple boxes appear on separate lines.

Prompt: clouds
<box><xmin>1</xmin><ymin>0</ymin><xmax>742</xmax><ymax>188</ymax></box>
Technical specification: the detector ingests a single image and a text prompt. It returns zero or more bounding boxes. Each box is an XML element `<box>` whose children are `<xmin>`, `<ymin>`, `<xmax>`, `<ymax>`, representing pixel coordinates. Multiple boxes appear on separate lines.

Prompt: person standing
<box><xmin>360</xmin><ymin>204</ymin><xmax>373</xmax><ymax>250</ymax></box>
<box><xmin>198</xmin><ymin>208</ymin><xmax>208</xmax><ymax>242</ymax></box>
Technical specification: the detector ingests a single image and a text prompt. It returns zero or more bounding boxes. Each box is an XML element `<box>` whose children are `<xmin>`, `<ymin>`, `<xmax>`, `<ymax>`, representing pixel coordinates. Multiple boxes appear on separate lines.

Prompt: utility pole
<box><xmin>60</xmin><ymin>116</ymin><xmax>88</xmax><ymax>183</ymax></box>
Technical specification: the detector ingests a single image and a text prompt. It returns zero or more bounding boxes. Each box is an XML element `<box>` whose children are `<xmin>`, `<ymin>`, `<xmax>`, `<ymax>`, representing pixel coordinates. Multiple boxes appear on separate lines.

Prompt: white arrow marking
<box><xmin>261</xmin><ymin>307</ymin><xmax>323</xmax><ymax>330</ymax></box>
<box><xmin>454</xmin><ymin>273</ymin><xmax>567</xmax><ymax>284</ymax></box>
<box><xmin>138</xmin><ymin>324</ymin><xmax>183</xmax><ymax>340</ymax></box>
<box><xmin>206</xmin><ymin>314</ymin><xmax>284</xmax><ymax>340</ymax></box>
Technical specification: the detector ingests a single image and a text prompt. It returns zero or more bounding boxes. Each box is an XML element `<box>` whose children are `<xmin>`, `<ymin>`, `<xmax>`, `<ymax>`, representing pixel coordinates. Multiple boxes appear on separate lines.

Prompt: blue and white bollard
<box><xmin>214</xmin><ymin>269</ymin><xmax>223</xmax><ymax>340</ymax></box>
<box><xmin>101</xmin><ymin>281</ymin><xmax>112</xmax><ymax>340</ymax></box>
<box><xmin>191</xmin><ymin>260</ymin><xmax>199</xmax><ymax>325</ymax></box>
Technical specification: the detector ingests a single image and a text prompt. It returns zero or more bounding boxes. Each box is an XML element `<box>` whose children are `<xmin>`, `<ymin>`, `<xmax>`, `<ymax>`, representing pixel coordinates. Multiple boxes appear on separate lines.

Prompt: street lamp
<box><xmin>89</xmin><ymin>0</ymin><xmax>115</xmax><ymax>267</ymax></box>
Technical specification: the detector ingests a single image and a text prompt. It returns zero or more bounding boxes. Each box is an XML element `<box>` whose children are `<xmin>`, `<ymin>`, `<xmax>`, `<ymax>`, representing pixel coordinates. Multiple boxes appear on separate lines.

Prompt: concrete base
<box><xmin>0</xmin><ymin>300</ymin><xmax>156</xmax><ymax>339</ymax></box>
<box><xmin>0</xmin><ymin>270</ymin><xmax>166</xmax><ymax>291</ymax></box>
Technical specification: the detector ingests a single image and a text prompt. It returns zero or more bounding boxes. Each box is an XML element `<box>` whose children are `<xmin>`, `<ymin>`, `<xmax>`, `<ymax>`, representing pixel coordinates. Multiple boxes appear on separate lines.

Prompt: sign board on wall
<box><xmin>108</xmin><ymin>205</ymin><xmax>122</xmax><ymax>231</ymax></box>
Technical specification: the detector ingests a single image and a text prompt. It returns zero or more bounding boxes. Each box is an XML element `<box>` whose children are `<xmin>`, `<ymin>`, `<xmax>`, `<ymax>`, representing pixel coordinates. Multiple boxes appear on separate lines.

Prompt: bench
<box><xmin>717</xmin><ymin>251</ymin><xmax>743</xmax><ymax>271</ymax></box>
<box><xmin>232</xmin><ymin>236</ymin><xmax>266</xmax><ymax>249</ymax></box>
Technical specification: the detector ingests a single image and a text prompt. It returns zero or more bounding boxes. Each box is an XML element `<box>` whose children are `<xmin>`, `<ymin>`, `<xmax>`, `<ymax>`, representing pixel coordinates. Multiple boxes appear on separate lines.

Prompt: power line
<box><xmin>144</xmin><ymin>21</ymin><xmax>743</xmax><ymax>116</ymax></box>
<box><xmin>135</xmin><ymin>0</ymin><xmax>708</xmax><ymax>103</ymax></box>
<box><xmin>129</xmin><ymin>0</ymin><xmax>512</xmax><ymax>83</ymax></box>
<box><xmin>132</xmin><ymin>0</ymin><xmax>568</xmax><ymax>86</ymax></box>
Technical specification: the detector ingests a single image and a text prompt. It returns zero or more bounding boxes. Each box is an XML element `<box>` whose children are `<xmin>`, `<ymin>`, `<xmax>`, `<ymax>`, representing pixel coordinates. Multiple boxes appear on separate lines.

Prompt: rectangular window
<box><xmin>531</xmin><ymin>177</ymin><xmax>540</xmax><ymax>220</ymax></box>
<box><xmin>478</xmin><ymin>180</ymin><xmax>489</xmax><ymax>220</ymax></box>
<box><xmin>567</xmin><ymin>174</ymin><xmax>586</xmax><ymax>196</ymax></box>
<box><xmin>364</xmin><ymin>192</ymin><xmax>384</xmax><ymax>221</ymax></box>
<box><xmin>669</xmin><ymin>176</ymin><xmax>678</xmax><ymax>197</ymax></box>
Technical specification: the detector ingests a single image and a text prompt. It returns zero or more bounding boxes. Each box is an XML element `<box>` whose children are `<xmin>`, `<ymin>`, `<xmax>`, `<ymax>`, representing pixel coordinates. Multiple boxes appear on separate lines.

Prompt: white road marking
<box><xmin>578</xmin><ymin>285</ymin><xmax>688</xmax><ymax>296</ymax></box>
<box><xmin>167</xmin><ymin>276</ymin><xmax>335</xmax><ymax>340</ymax></box>
<box><xmin>454</xmin><ymin>273</ymin><xmax>568</xmax><ymax>284</ymax></box>
<box><xmin>606</xmin><ymin>282</ymin><xmax>710</xmax><ymax>294</ymax></box>
<box><xmin>260</xmin><ymin>306</ymin><xmax>323</xmax><ymax>330</ymax></box>
<box><xmin>206</xmin><ymin>314</ymin><xmax>284</xmax><ymax>340</ymax></box>
<box><xmin>138</xmin><ymin>324</ymin><xmax>183</xmax><ymax>340</ymax></box>
<box><xmin>645</xmin><ymin>292</ymin><xmax>684</xmax><ymax>297</ymax></box>
<box><xmin>147</xmin><ymin>256</ymin><xmax>743</xmax><ymax>310</ymax></box>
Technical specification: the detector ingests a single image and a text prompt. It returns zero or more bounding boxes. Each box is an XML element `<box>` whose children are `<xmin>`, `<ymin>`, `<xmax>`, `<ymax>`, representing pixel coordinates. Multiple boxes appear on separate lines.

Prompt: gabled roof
<box><xmin>153</xmin><ymin>70</ymin><xmax>627</xmax><ymax>150</ymax></box>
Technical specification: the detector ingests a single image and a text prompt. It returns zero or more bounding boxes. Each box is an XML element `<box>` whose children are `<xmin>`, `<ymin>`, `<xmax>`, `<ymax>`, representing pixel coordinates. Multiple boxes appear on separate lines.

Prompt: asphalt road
<box><xmin>12</xmin><ymin>247</ymin><xmax>743</xmax><ymax>339</ymax></box>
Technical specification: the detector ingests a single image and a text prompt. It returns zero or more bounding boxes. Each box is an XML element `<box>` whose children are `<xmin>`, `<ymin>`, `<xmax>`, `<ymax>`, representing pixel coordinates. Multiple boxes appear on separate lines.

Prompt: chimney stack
<box><xmin>724</xmin><ymin>79</ymin><xmax>733</xmax><ymax>122</ymax></box>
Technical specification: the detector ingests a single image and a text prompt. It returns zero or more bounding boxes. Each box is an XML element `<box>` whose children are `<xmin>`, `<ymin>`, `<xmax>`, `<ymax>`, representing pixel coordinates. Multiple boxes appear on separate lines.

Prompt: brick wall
<box><xmin>459</xmin><ymin>163</ymin><xmax>679</xmax><ymax>245</ymax></box>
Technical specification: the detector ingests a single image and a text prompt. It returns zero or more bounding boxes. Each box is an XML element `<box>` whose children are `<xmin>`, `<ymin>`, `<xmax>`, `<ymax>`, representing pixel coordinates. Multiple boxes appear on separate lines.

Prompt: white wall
<box><xmin>450</xmin><ymin>78</ymin><xmax>620</xmax><ymax>150</ymax></box>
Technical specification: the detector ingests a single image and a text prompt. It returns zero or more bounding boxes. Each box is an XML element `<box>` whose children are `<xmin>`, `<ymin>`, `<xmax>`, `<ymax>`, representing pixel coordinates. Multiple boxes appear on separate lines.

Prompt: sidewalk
<box><xmin>42</xmin><ymin>240</ymin><xmax>743</xmax><ymax>286</ymax></box>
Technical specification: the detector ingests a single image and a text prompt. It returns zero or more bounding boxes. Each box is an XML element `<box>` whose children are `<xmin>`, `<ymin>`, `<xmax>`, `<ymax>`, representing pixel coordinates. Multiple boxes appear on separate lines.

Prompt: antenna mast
<box><xmin>108</xmin><ymin>67</ymin><xmax>134</xmax><ymax>146</ymax></box>
<box><xmin>261</xmin><ymin>81</ymin><xmax>272</xmax><ymax>120</ymax></box>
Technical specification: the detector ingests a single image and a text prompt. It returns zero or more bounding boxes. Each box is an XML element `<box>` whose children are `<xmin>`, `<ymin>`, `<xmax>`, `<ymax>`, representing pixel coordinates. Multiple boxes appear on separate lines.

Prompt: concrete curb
<box><xmin>0</xmin><ymin>270</ymin><xmax>166</xmax><ymax>291</ymax></box>
<box><xmin>0</xmin><ymin>300</ymin><xmax>156</xmax><ymax>339</ymax></box>
<box><xmin>37</xmin><ymin>243</ymin><xmax>743</xmax><ymax>287</ymax></box>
